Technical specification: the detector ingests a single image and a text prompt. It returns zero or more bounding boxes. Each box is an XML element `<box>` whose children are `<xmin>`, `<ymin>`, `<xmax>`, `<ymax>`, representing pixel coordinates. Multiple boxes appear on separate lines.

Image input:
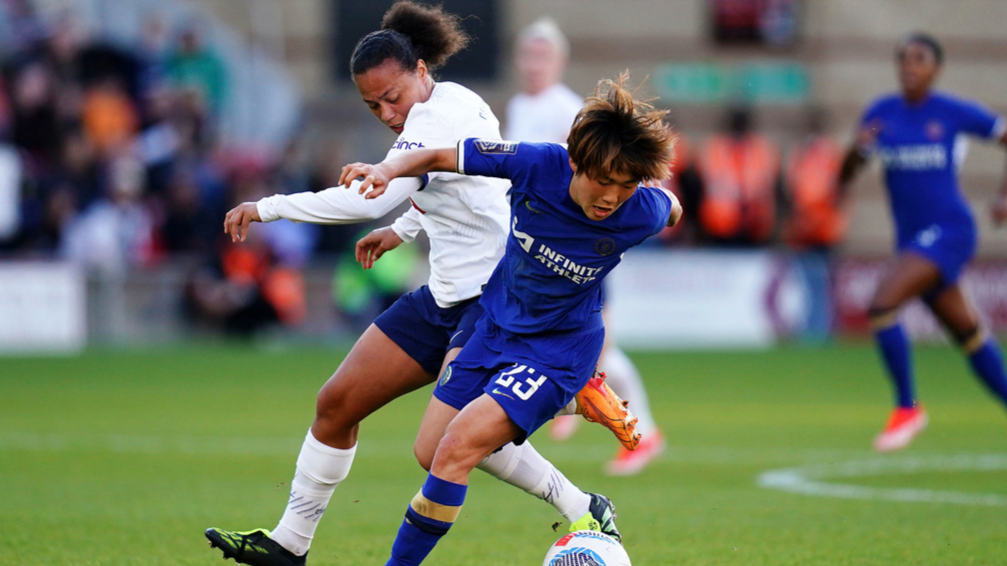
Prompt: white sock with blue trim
<box><xmin>477</xmin><ymin>440</ymin><xmax>591</xmax><ymax>522</ymax></box>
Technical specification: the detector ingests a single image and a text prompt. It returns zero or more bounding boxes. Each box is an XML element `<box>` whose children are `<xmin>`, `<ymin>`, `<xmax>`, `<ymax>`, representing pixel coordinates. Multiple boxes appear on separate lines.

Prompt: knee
<box><xmin>953</xmin><ymin>325</ymin><xmax>985</xmax><ymax>353</ymax></box>
<box><xmin>867</xmin><ymin>306</ymin><xmax>899</xmax><ymax>331</ymax></box>
<box><xmin>430</xmin><ymin>433</ymin><xmax>470</xmax><ymax>472</ymax></box>
<box><xmin>315</xmin><ymin>375</ymin><xmax>354</xmax><ymax>429</ymax></box>
<box><xmin>414</xmin><ymin>442</ymin><xmax>434</xmax><ymax>471</ymax></box>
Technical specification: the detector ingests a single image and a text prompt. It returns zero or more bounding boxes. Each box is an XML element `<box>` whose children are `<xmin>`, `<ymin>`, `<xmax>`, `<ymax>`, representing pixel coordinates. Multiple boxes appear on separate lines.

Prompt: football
<box><xmin>542</xmin><ymin>531</ymin><xmax>632</xmax><ymax>566</ymax></box>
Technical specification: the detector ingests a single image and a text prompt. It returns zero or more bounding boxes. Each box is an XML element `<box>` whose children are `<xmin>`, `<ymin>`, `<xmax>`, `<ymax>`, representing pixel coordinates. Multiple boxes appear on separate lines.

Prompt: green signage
<box><xmin>653</xmin><ymin>62</ymin><xmax>810</xmax><ymax>104</ymax></box>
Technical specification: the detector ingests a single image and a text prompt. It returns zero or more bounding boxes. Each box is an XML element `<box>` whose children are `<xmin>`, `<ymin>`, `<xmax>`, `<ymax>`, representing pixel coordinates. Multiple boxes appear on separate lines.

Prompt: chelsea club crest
<box><xmin>438</xmin><ymin>366</ymin><xmax>452</xmax><ymax>387</ymax></box>
<box><xmin>594</xmin><ymin>238</ymin><xmax>616</xmax><ymax>256</ymax></box>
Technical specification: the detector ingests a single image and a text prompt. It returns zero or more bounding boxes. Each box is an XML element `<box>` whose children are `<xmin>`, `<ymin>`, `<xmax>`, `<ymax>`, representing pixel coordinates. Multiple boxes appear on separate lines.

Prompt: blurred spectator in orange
<box><xmin>783</xmin><ymin>107</ymin><xmax>847</xmax><ymax>250</ymax></box>
<box><xmin>185</xmin><ymin>228</ymin><xmax>306</xmax><ymax>337</ymax></box>
<box><xmin>81</xmin><ymin>76</ymin><xmax>138</xmax><ymax>156</ymax></box>
<box><xmin>697</xmin><ymin>105</ymin><xmax>781</xmax><ymax>245</ymax></box>
<box><xmin>783</xmin><ymin>107</ymin><xmax>847</xmax><ymax>342</ymax></box>
<box><xmin>655</xmin><ymin>133</ymin><xmax>703</xmax><ymax>245</ymax></box>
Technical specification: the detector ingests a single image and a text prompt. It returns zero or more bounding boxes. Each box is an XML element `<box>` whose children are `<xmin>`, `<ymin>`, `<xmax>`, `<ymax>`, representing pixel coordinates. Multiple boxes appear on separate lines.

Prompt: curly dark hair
<box><xmin>567</xmin><ymin>72</ymin><xmax>675</xmax><ymax>182</ymax></box>
<box><xmin>350</xmin><ymin>1</ymin><xmax>471</xmax><ymax>76</ymax></box>
<box><xmin>897</xmin><ymin>31</ymin><xmax>943</xmax><ymax>65</ymax></box>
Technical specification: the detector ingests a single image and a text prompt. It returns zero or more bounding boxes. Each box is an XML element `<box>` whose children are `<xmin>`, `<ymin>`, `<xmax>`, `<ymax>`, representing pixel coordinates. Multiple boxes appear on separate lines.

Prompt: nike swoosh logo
<box><xmin>525</xmin><ymin>201</ymin><xmax>542</xmax><ymax>213</ymax></box>
<box><xmin>491</xmin><ymin>388</ymin><xmax>515</xmax><ymax>400</ymax></box>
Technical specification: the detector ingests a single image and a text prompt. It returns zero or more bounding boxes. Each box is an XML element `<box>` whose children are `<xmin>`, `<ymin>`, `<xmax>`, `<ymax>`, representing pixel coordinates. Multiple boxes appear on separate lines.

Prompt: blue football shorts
<box><xmin>900</xmin><ymin>222</ymin><xmax>976</xmax><ymax>289</ymax></box>
<box><xmin>433</xmin><ymin>315</ymin><xmax>605</xmax><ymax>444</ymax></box>
<box><xmin>373</xmin><ymin>285</ymin><xmax>484</xmax><ymax>376</ymax></box>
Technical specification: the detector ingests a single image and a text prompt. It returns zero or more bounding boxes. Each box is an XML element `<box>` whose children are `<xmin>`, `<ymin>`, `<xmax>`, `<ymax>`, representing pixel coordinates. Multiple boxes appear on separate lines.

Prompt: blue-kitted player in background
<box><xmin>840</xmin><ymin>32</ymin><xmax>1007</xmax><ymax>452</ymax></box>
<box><xmin>339</xmin><ymin>72</ymin><xmax>682</xmax><ymax>566</ymax></box>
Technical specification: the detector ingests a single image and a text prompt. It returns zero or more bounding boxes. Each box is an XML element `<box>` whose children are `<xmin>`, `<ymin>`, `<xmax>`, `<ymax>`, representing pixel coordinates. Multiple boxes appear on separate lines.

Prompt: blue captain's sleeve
<box><xmin>947</xmin><ymin>96</ymin><xmax>1006</xmax><ymax>139</ymax></box>
<box><xmin>457</xmin><ymin>138</ymin><xmax>559</xmax><ymax>190</ymax></box>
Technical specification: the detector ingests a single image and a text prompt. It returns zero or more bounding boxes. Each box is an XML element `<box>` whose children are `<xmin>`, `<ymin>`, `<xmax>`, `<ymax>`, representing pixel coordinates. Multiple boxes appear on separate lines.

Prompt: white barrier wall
<box><xmin>607</xmin><ymin>249</ymin><xmax>807</xmax><ymax>349</ymax></box>
<box><xmin>0</xmin><ymin>262</ymin><xmax>86</xmax><ymax>354</ymax></box>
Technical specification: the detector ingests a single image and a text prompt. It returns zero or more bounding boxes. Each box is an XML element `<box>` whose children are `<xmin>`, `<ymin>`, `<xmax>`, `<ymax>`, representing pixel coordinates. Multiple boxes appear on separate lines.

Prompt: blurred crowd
<box><xmin>0</xmin><ymin>7</ymin><xmax>231</xmax><ymax>263</ymax></box>
<box><xmin>0</xmin><ymin>6</ymin><xmax>847</xmax><ymax>338</ymax></box>
<box><xmin>0</xmin><ymin>4</ymin><xmax>372</xmax><ymax>335</ymax></box>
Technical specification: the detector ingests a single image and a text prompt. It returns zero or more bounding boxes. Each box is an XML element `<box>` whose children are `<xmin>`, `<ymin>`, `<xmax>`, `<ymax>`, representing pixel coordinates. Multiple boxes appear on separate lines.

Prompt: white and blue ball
<box><xmin>543</xmin><ymin>530</ymin><xmax>631</xmax><ymax>566</ymax></box>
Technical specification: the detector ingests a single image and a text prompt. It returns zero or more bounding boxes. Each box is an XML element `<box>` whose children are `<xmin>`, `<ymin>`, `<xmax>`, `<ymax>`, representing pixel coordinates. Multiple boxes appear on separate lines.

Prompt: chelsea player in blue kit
<box><xmin>840</xmin><ymin>33</ymin><xmax>1007</xmax><ymax>452</ymax></box>
<box><xmin>340</xmin><ymin>73</ymin><xmax>682</xmax><ymax>566</ymax></box>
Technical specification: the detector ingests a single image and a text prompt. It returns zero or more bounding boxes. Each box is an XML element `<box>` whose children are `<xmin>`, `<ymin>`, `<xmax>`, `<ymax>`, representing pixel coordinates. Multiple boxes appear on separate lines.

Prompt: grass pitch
<box><xmin>1</xmin><ymin>343</ymin><xmax>1005</xmax><ymax>565</ymax></box>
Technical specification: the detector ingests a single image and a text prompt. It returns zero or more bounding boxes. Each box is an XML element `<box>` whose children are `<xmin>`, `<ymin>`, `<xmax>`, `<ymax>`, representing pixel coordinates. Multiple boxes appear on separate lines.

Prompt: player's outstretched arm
<box><xmin>340</xmin><ymin>147</ymin><xmax>459</xmax><ymax>199</ymax></box>
<box><xmin>838</xmin><ymin>119</ymin><xmax>881</xmax><ymax>193</ymax></box>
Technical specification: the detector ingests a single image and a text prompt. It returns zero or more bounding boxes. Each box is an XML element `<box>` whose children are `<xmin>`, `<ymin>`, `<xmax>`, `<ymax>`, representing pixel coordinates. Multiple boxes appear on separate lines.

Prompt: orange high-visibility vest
<box><xmin>699</xmin><ymin>134</ymin><xmax>780</xmax><ymax>242</ymax></box>
<box><xmin>263</xmin><ymin>267</ymin><xmax>307</xmax><ymax>324</ymax></box>
<box><xmin>81</xmin><ymin>88</ymin><xmax>138</xmax><ymax>154</ymax></box>
<box><xmin>783</xmin><ymin>136</ymin><xmax>846</xmax><ymax>248</ymax></box>
<box><xmin>657</xmin><ymin>136</ymin><xmax>693</xmax><ymax>242</ymax></box>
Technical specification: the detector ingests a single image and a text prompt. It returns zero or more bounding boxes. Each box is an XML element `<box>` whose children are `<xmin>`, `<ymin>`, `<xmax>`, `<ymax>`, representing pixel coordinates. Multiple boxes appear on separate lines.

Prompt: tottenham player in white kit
<box><xmin>506</xmin><ymin>17</ymin><xmax>666</xmax><ymax>476</ymax></box>
<box><xmin>205</xmin><ymin>4</ymin><xmax>633</xmax><ymax>566</ymax></box>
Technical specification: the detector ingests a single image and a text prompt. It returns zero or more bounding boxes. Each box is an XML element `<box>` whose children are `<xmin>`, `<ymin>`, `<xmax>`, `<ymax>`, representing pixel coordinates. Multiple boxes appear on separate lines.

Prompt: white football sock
<box><xmin>477</xmin><ymin>440</ymin><xmax>591</xmax><ymax>522</ymax></box>
<box><xmin>271</xmin><ymin>430</ymin><xmax>356</xmax><ymax>556</ymax></box>
<box><xmin>554</xmin><ymin>397</ymin><xmax>578</xmax><ymax>416</ymax></box>
<box><xmin>599</xmin><ymin>346</ymin><xmax>659</xmax><ymax>438</ymax></box>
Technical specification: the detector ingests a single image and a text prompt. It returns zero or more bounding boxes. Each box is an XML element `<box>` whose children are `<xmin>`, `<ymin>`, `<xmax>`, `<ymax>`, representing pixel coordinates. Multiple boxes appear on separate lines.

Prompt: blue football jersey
<box><xmin>860</xmin><ymin>91</ymin><xmax>1005</xmax><ymax>248</ymax></box>
<box><xmin>457</xmin><ymin>138</ymin><xmax>673</xmax><ymax>334</ymax></box>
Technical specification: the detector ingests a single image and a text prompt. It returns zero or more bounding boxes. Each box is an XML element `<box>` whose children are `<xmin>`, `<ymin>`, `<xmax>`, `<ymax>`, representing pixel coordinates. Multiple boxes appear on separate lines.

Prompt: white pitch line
<box><xmin>758</xmin><ymin>454</ymin><xmax>1007</xmax><ymax>507</ymax></box>
<box><xmin>0</xmin><ymin>432</ymin><xmax>866</xmax><ymax>464</ymax></box>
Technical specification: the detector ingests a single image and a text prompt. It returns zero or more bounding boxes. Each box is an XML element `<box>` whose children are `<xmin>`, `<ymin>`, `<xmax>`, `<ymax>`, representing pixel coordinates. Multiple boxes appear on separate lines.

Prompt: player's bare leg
<box><xmin>432</xmin><ymin>395</ymin><xmax>619</xmax><ymax>540</ymax></box>
<box><xmin>207</xmin><ymin>324</ymin><xmax>435</xmax><ymax>563</ymax></box>
<box><xmin>870</xmin><ymin>253</ymin><xmax>941</xmax><ymax>452</ymax></box>
<box><xmin>414</xmin><ymin>379</ymin><xmax>598</xmax><ymax>530</ymax></box>
<box><xmin>312</xmin><ymin>325</ymin><xmax>435</xmax><ymax>448</ymax></box>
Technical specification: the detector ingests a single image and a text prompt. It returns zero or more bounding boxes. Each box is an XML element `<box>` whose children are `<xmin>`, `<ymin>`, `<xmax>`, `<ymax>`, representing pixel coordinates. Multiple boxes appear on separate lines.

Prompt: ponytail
<box><xmin>350</xmin><ymin>1</ymin><xmax>470</xmax><ymax>76</ymax></box>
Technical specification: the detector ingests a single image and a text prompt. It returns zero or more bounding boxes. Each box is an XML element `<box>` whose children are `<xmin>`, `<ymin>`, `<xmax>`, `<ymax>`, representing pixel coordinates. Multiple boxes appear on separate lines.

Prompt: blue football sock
<box><xmin>874</xmin><ymin>323</ymin><xmax>916</xmax><ymax>408</ymax></box>
<box><xmin>386</xmin><ymin>474</ymin><xmax>467</xmax><ymax>566</ymax></box>
<box><xmin>968</xmin><ymin>340</ymin><xmax>1007</xmax><ymax>408</ymax></box>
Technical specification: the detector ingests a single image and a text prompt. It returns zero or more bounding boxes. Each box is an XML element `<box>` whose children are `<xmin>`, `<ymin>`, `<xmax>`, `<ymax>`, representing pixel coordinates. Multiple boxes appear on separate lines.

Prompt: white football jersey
<box><xmin>504</xmin><ymin>83</ymin><xmax>583</xmax><ymax>144</ymax></box>
<box><xmin>257</xmin><ymin>81</ymin><xmax>510</xmax><ymax>307</ymax></box>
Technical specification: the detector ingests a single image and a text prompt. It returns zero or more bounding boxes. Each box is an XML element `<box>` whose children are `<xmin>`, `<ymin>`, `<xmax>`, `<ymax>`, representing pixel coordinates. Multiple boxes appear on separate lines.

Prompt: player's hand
<box><xmin>854</xmin><ymin>119</ymin><xmax>883</xmax><ymax>154</ymax></box>
<box><xmin>339</xmin><ymin>162</ymin><xmax>394</xmax><ymax>199</ymax></box>
<box><xmin>992</xmin><ymin>190</ymin><xmax>1007</xmax><ymax>227</ymax></box>
<box><xmin>355</xmin><ymin>227</ymin><xmax>403</xmax><ymax>269</ymax></box>
<box><xmin>223</xmin><ymin>202</ymin><xmax>262</xmax><ymax>243</ymax></box>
